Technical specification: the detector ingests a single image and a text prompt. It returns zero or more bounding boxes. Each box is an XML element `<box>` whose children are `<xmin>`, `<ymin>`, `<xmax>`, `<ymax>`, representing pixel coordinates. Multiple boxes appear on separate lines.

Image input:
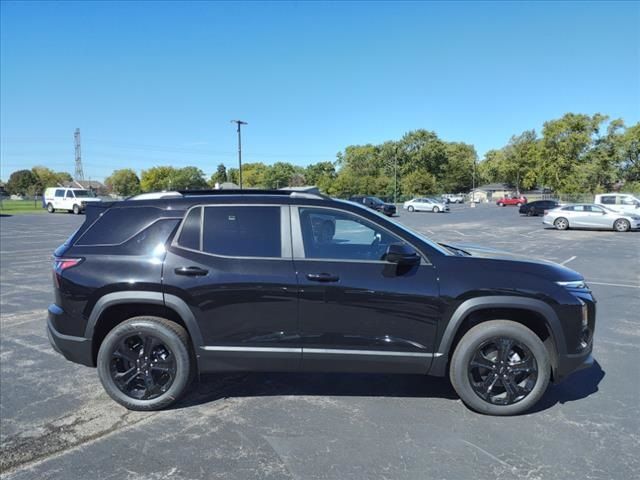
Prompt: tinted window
<box><xmin>299</xmin><ymin>208</ymin><xmax>405</xmax><ymax>261</ymax></box>
<box><xmin>55</xmin><ymin>189</ymin><xmax>64</xmax><ymax>197</ymax></box>
<box><xmin>202</xmin><ymin>206</ymin><xmax>281</xmax><ymax>257</ymax></box>
<box><xmin>600</xmin><ymin>196</ymin><xmax>616</xmax><ymax>205</ymax></box>
<box><xmin>65</xmin><ymin>190</ymin><xmax>74</xmax><ymax>198</ymax></box>
<box><xmin>589</xmin><ymin>206</ymin><xmax>605</xmax><ymax>213</ymax></box>
<box><xmin>74</xmin><ymin>190</ymin><xmax>92</xmax><ymax>197</ymax></box>
<box><xmin>76</xmin><ymin>207</ymin><xmax>163</xmax><ymax>246</ymax></box>
<box><xmin>177</xmin><ymin>207</ymin><xmax>201</xmax><ymax>250</ymax></box>
<box><xmin>120</xmin><ymin>219</ymin><xmax>180</xmax><ymax>255</ymax></box>
<box><xmin>562</xmin><ymin>206</ymin><xmax>576</xmax><ymax>211</ymax></box>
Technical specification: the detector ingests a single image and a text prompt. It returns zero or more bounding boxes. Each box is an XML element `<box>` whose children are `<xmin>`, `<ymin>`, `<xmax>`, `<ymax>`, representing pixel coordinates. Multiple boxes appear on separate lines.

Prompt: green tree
<box><xmin>105</xmin><ymin>169</ymin><xmax>141</xmax><ymax>196</ymax></box>
<box><xmin>540</xmin><ymin>113</ymin><xmax>608</xmax><ymax>193</ymax></box>
<box><xmin>304</xmin><ymin>161</ymin><xmax>336</xmax><ymax>186</ymax></box>
<box><xmin>619</xmin><ymin>122</ymin><xmax>640</xmax><ymax>183</ymax></box>
<box><xmin>32</xmin><ymin>166</ymin><xmax>73</xmax><ymax>188</ymax></box>
<box><xmin>401</xmin><ymin>170</ymin><xmax>437</xmax><ymax>196</ymax></box>
<box><xmin>173</xmin><ymin>166</ymin><xmax>208</xmax><ymax>190</ymax></box>
<box><xmin>264</xmin><ymin>162</ymin><xmax>297</xmax><ymax>188</ymax></box>
<box><xmin>6</xmin><ymin>169</ymin><xmax>41</xmax><ymax>196</ymax></box>
<box><xmin>240</xmin><ymin>163</ymin><xmax>269</xmax><ymax>187</ymax></box>
<box><xmin>140</xmin><ymin>166</ymin><xmax>177</xmax><ymax>192</ymax></box>
<box><xmin>210</xmin><ymin>164</ymin><xmax>227</xmax><ymax>186</ymax></box>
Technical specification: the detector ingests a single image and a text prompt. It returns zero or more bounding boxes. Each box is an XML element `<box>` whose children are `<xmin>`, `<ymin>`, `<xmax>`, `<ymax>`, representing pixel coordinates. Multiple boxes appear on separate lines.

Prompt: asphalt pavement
<box><xmin>1</xmin><ymin>204</ymin><xmax>639</xmax><ymax>480</ymax></box>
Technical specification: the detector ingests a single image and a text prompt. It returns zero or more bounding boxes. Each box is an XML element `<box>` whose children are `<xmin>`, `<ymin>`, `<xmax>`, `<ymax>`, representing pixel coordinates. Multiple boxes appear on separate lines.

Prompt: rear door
<box><xmin>163</xmin><ymin>204</ymin><xmax>300</xmax><ymax>372</ymax></box>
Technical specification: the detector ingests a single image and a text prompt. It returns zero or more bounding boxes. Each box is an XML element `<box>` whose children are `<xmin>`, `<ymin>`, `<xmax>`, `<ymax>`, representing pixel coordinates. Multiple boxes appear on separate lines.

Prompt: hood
<box><xmin>440</xmin><ymin>242</ymin><xmax>582</xmax><ymax>281</ymax></box>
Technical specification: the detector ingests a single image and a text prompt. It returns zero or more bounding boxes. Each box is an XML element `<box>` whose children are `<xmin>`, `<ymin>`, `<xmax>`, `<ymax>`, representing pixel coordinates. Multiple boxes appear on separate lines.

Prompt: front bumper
<box><xmin>554</xmin><ymin>349</ymin><xmax>594</xmax><ymax>383</ymax></box>
<box><xmin>47</xmin><ymin>304</ymin><xmax>94</xmax><ymax>367</ymax></box>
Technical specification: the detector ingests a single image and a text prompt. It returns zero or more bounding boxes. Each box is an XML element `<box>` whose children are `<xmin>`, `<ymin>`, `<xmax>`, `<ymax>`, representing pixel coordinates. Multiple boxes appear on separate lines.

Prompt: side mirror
<box><xmin>385</xmin><ymin>243</ymin><xmax>420</xmax><ymax>265</ymax></box>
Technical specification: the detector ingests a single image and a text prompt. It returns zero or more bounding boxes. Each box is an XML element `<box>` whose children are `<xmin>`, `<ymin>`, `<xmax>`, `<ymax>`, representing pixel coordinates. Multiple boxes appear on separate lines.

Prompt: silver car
<box><xmin>403</xmin><ymin>197</ymin><xmax>449</xmax><ymax>213</ymax></box>
<box><xmin>543</xmin><ymin>204</ymin><xmax>640</xmax><ymax>232</ymax></box>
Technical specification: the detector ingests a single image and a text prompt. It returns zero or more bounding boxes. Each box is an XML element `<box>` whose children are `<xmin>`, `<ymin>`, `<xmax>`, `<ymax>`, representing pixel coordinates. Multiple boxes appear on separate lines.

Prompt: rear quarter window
<box><xmin>75</xmin><ymin>206</ymin><xmax>168</xmax><ymax>246</ymax></box>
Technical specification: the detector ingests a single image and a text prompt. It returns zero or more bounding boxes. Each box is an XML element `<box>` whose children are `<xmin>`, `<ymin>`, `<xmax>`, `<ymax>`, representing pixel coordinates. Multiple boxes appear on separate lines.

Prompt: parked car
<box><xmin>403</xmin><ymin>197</ymin><xmax>449</xmax><ymax>213</ymax></box>
<box><xmin>519</xmin><ymin>200</ymin><xmax>559</xmax><ymax>217</ymax></box>
<box><xmin>442</xmin><ymin>193</ymin><xmax>465</xmax><ymax>204</ymax></box>
<box><xmin>543</xmin><ymin>204</ymin><xmax>640</xmax><ymax>232</ymax></box>
<box><xmin>497</xmin><ymin>195</ymin><xmax>527</xmax><ymax>207</ymax></box>
<box><xmin>594</xmin><ymin>193</ymin><xmax>640</xmax><ymax>215</ymax></box>
<box><xmin>48</xmin><ymin>189</ymin><xmax>595</xmax><ymax>415</ymax></box>
<box><xmin>43</xmin><ymin>187</ymin><xmax>101</xmax><ymax>214</ymax></box>
<box><xmin>349</xmin><ymin>195</ymin><xmax>396</xmax><ymax>216</ymax></box>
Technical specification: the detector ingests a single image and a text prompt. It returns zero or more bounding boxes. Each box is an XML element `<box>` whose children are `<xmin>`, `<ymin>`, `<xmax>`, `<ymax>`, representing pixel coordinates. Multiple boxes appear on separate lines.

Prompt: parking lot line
<box><xmin>587</xmin><ymin>281</ymin><xmax>640</xmax><ymax>289</ymax></box>
<box><xmin>560</xmin><ymin>256</ymin><xmax>577</xmax><ymax>265</ymax></box>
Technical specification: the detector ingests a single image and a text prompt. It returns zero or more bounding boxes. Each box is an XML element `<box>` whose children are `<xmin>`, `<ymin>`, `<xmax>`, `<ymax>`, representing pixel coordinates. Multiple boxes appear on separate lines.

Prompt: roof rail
<box><xmin>177</xmin><ymin>189</ymin><xmax>329</xmax><ymax>200</ymax></box>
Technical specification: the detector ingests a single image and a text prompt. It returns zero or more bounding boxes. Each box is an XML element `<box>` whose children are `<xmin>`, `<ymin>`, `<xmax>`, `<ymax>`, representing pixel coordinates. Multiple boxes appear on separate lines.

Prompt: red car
<box><xmin>496</xmin><ymin>195</ymin><xmax>527</xmax><ymax>207</ymax></box>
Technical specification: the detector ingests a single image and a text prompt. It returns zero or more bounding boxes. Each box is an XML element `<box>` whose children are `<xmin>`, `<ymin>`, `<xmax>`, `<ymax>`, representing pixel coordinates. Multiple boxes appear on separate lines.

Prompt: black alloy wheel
<box><xmin>468</xmin><ymin>337</ymin><xmax>537</xmax><ymax>405</ymax></box>
<box><xmin>110</xmin><ymin>333</ymin><xmax>177</xmax><ymax>400</ymax></box>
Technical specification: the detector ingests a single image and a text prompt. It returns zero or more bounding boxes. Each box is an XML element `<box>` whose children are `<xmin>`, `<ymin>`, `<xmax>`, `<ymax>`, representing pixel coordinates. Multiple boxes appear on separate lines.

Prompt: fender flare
<box><xmin>84</xmin><ymin>291</ymin><xmax>204</xmax><ymax>349</ymax></box>
<box><xmin>429</xmin><ymin>296</ymin><xmax>566</xmax><ymax>376</ymax></box>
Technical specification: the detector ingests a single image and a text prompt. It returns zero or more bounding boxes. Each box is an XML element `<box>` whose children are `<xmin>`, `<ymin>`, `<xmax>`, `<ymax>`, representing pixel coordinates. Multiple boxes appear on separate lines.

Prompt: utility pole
<box><xmin>74</xmin><ymin>128</ymin><xmax>84</xmax><ymax>181</ymax></box>
<box><xmin>471</xmin><ymin>157</ymin><xmax>476</xmax><ymax>208</ymax></box>
<box><xmin>231</xmin><ymin>120</ymin><xmax>247</xmax><ymax>189</ymax></box>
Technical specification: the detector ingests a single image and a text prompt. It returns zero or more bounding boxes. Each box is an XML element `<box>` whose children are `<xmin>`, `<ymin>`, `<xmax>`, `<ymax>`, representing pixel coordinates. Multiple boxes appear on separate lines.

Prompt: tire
<box><xmin>408</xmin><ymin>205</ymin><xmax>415</xmax><ymax>212</ymax></box>
<box><xmin>72</xmin><ymin>204</ymin><xmax>81</xmax><ymax>215</ymax></box>
<box><xmin>97</xmin><ymin>316</ymin><xmax>194</xmax><ymax>411</ymax></box>
<box><xmin>450</xmin><ymin>320</ymin><xmax>550</xmax><ymax>416</ymax></box>
<box><xmin>554</xmin><ymin>217</ymin><xmax>569</xmax><ymax>230</ymax></box>
<box><xmin>46</xmin><ymin>203</ymin><xmax>54</xmax><ymax>213</ymax></box>
<box><xmin>433</xmin><ymin>206</ymin><xmax>440</xmax><ymax>213</ymax></box>
<box><xmin>526</xmin><ymin>208</ymin><xmax>535</xmax><ymax>217</ymax></box>
<box><xmin>614</xmin><ymin>219</ymin><xmax>630</xmax><ymax>232</ymax></box>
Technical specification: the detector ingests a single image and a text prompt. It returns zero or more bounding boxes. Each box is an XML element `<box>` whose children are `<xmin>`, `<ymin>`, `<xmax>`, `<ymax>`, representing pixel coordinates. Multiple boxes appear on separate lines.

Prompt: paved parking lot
<box><xmin>1</xmin><ymin>205</ymin><xmax>639</xmax><ymax>480</ymax></box>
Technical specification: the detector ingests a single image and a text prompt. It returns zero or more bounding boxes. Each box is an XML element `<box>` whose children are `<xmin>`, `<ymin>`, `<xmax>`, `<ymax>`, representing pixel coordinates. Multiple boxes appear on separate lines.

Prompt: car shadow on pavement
<box><xmin>530</xmin><ymin>360</ymin><xmax>605</xmax><ymax>413</ymax></box>
<box><xmin>175</xmin><ymin>372</ymin><xmax>458</xmax><ymax>410</ymax></box>
<box><xmin>174</xmin><ymin>361</ymin><xmax>605</xmax><ymax>414</ymax></box>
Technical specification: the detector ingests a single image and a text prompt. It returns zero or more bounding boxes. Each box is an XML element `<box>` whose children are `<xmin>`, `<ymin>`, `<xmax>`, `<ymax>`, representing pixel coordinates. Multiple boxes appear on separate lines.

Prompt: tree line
<box><xmin>4</xmin><ymin>112</ymin><xmax>639</xmax><ymax>198</ymax></box>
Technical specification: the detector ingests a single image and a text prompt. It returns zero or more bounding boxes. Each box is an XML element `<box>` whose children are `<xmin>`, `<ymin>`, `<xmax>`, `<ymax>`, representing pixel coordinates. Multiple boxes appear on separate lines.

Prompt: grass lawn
<box><xmin>0</xmin><ymin>199</ymin><xmax>47</xmax><ymax>214</ymax></box>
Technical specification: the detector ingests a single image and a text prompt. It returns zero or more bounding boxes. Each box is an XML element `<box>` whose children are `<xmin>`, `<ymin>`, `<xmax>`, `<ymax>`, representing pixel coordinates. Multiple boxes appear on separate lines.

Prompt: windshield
<box><xmin>73</xmin><ymin>190</ymin><xmax>95</xmax><ymax>197</ymax></box>
<box><xmin>368</xmin><ymin>196</ymin><xmax>384</xmax><ymax>205</ymax></box>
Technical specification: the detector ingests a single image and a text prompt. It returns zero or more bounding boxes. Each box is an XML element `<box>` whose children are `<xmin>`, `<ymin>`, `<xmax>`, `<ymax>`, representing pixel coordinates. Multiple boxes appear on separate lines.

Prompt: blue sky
<box><xmin>1</xmin><ymin>1</ymin><xmax>639</xmax><ymax>182</ymax></box>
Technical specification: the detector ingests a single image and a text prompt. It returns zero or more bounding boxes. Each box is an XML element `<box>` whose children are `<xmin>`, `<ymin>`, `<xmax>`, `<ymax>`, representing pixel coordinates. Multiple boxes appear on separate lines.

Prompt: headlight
<box><xmin>556</xmin><ymin>280</ymin><xmax>587</xmax><ymax>289</ymax></box>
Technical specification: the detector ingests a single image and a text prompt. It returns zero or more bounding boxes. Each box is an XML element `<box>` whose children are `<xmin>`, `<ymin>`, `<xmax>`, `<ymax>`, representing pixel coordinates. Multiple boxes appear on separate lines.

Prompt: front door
<box><xmin>163</xmin><ymin>204</ymin><xmax>300</xmax><ymax>372</ymax></box>
<box><xmin>292</xmin><ymin>206</ymin><xmax>441</xmax><ymax>374</ymax></box>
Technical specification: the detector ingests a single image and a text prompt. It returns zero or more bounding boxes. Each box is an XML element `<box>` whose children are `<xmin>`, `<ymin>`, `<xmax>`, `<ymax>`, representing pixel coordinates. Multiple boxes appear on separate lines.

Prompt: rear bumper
<box><xmin>47</xmin><ymin>304</ymin><xmax>94</xmax><ymax>367</ymax></box>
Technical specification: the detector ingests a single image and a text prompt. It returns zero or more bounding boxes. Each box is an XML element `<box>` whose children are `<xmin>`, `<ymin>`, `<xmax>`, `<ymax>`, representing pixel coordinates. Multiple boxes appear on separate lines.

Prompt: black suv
<box><xmin>48</xmin><ymin>190</ymin><xmax>595</xmax><ymax>415</ymax></box>
<box><xmin>349</xmin><ymin>195</ymin><xmax>396</xmax><ymax>216</ymax></box>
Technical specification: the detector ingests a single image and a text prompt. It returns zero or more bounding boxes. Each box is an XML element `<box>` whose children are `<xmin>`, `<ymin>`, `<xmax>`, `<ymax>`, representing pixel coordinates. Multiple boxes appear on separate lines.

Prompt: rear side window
<box><xmin>202</xmin><ymin>206</ymin><xmax>281</xmax><ymax>258</ymax></box>
<box><xmin>55</xmin><ymin>189</ymin><xmax>64</xmax><ymax>197</ymax></box>
<box><xmin>120</xmin><ymin>219</ymin><xmax>180</xmax><ymax>255</ymax></box>
<box><xmin>600</xmin><ymin>196</ymin><xmax>616</xmax><ymax>205</ymax></box>
<box><xmin>177</xmin><ymin>207</ymin><xmax>201</xmax><ymax>250</ymax></box>
<box><xmin>76</xmin><ymin>207</ymin><xmax>164</xmax><ymax>246</ymax></box>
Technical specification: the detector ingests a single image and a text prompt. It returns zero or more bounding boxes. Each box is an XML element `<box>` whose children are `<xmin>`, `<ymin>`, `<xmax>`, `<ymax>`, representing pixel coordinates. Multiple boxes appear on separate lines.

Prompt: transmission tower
<box><xmin>74</xmin><ymin>128</ymin><xmax>84</xmax><ymax>181</ymax></box>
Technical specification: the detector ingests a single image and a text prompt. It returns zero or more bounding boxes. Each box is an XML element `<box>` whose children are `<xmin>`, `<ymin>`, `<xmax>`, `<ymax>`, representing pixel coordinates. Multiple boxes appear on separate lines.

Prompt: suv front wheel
<box><xmin>97</xmin><ymin>316</ymin><xmax>194</xmax><ymax>411</ymax></box>
<box><xmin>449</xmin><ymin>320</ymin><xmax>550</xmax><ymax>415</ymax></box>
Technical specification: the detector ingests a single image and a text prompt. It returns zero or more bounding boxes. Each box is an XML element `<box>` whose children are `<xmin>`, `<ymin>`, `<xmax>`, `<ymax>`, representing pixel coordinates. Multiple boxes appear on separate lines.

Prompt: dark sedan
<box><xmin>520</xmin><ymin>199</ymin><xmax>559</xmax><ymax>216</ymax></box>
<box><xmin>349</xmin><ymin>195</ymin><xmax>397</xmax><ymax>216</ymax></box>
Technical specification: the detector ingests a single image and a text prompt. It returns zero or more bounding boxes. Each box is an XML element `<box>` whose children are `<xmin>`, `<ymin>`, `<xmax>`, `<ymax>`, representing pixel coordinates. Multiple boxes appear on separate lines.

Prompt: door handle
<box><xmin>174</xmin><ymin>266</ymin><xmax>209</xmax><ymax>276</ymax></box>
<box><xmin>306</xmin><ymin>273</ymin><xmax>340</xmax><ymax>282</ymax></box>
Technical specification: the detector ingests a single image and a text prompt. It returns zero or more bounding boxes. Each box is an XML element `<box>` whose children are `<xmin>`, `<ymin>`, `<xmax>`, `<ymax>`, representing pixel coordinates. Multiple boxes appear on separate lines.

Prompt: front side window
<box><xmin>620</xmin><ymin>196</ymin><xmax>637</xmax><ymax>205</ymax></box>
<box><xmin>299</xmin><ymin>208</ymin><xmax>406</xmax><ymax>261</ymax></box>
<box><xmin>55</xmin><ymin>189</ymin><xmax>65</xmax><ymax>197</ymax></box>
<box><xmin>202</xmin><ymin>206</ymin><xmax>281</xmax><ymax>258</ymax></box>
<box><xmin>65</xmin><ymin>190</ymin><xmax>75</xmax><ymax>199</ymax></box>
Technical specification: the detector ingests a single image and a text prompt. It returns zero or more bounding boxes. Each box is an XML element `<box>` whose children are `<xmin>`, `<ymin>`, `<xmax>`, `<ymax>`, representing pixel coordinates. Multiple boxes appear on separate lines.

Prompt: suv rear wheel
<box><xmin>97</xmin><ymin>316</ymin><xmax>194</xmax><ymax>411</ymax></box>
<box><xmin>72</xmin><ymin>204</ymin><xmax>81</xmax><ymax>215</ymax></box>
<box><xmin>46</xmin><ymin>203</ymin><xmax>54</xmax><ymax>213</ymax></box>
<box><xmin>449</xmin><ymin>320</ymin><xmax>550</xmax><ymax>415</ymax></box>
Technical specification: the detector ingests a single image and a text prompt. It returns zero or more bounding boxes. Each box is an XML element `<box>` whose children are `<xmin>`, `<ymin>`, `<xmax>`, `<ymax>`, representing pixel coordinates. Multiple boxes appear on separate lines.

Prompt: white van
<box><xmin>43</xmin><ymin>187</ymin><xmax>102</xmax><ymax>214</ymax></box>
<box><xmin>594</xmin><ymin>193</ymin><xmax>640</xmax><ymax>215</ymax></box>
